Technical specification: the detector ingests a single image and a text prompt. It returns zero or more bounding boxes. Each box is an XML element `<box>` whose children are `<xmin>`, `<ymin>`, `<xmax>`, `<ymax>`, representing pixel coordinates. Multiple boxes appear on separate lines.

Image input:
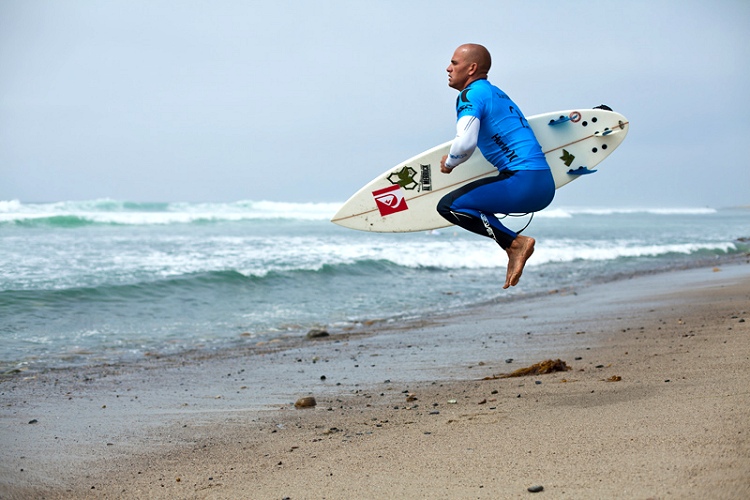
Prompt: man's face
<box><xmin>446</xmin><ymin>48</ymin><xmax>475</xmax><ymax>91</ymax></box>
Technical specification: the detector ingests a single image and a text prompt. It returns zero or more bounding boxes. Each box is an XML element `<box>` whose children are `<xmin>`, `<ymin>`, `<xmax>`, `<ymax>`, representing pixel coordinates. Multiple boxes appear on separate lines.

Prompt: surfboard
<box><xmin>331</xmin><ymin>108</ymin><xmax>629</xmax><ymax>232</ymax></box>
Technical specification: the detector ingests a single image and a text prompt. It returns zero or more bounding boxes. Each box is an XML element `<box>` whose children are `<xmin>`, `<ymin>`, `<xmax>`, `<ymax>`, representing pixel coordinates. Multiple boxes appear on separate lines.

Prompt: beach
<box><xmin>1</xmin><ymin>261</ymin><xmax>749</xmax><ymax>499</ymax></box>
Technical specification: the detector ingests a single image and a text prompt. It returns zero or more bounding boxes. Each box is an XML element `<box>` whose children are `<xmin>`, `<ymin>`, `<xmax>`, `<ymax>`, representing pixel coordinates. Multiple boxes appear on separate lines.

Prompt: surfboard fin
<box><xmin>594</xmin><ymin>127</ymin><xmax>625</xmax><ymax>137</ymax></box>
<box><xmin>567</xmin><ymin>166</ymin><xmax>597</xmax><ymax>175</ymax></box>
<box><xmin>548</xmin><ymin>115</ymin><xmax>571</xmax><ymax>126</ymax></box>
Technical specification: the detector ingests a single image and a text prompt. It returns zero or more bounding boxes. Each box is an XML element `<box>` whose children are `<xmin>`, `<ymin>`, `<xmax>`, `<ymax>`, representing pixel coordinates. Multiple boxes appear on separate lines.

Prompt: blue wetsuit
<box><xmin>437</xmin><ymin>79</ymin><xmax>555</xmax><ymax>249</ymax></box>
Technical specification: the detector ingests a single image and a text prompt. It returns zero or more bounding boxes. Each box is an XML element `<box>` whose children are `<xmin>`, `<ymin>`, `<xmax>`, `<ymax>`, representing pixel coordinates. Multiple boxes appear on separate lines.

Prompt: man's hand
<box><xmin>440</xmin><ymin>155</ymin><xmax>453</xmax><ymax>174</ymax></box>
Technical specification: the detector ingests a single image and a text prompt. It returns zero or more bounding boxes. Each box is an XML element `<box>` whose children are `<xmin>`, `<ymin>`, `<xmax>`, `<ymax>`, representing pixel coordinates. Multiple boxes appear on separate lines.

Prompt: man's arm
<box><xmin>441</xmin><ymin>115</ymin><xmax>480</xmax><ymax>173</ymax></box>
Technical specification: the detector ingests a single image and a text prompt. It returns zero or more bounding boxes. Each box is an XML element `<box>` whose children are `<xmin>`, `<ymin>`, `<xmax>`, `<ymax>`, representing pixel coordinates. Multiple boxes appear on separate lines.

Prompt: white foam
<box><xmin>0</xmin><ymin>200</ymin><xmax>22</xmax><ymax>212</ymax></box>
<box><xmin>0</xmin><ymin>199</ymin><xmax>341</xmax><ymax>224</ymax></box>
<box><xmin>534</xmin><ymin>240</ymin><xmax>736</xmax><ymax>265</ymax></box>
<box><xmin>1</xmin><ymin>199</ymin><xmax>724</xmax><ymax>226</ymax></box>
<box><xmin>547</xmin><ymin>206</ymin><xmax>718</xmax><ymax>216</ymax></box>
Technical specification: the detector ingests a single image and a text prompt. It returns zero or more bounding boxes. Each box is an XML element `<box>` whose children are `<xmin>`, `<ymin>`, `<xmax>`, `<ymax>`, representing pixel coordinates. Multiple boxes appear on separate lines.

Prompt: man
<box><xmin>437</xmin><ymin>43</ymin><xmax>555</xmax><ymax>289</ymax></box>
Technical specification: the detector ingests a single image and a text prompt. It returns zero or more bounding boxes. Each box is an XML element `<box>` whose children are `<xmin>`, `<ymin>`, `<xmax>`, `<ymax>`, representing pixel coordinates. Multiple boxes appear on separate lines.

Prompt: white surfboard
<box><xmin>331</xmin><ymin>108</ymin><xmax>629</xmax><ymax>232</ymax></box>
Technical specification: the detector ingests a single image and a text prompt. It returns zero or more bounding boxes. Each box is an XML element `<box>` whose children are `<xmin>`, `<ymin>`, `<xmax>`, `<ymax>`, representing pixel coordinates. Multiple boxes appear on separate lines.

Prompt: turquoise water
<box><xmin>1</xmin><ymin>199</ymin><xmax>748</xmax><ymax>371</ymax></box>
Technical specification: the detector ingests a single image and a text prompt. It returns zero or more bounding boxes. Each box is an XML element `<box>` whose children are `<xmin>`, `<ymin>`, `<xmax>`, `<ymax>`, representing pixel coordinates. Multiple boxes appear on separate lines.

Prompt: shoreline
<box><xmin>1</xmin><ymin>261</ymin><xmax>749</xmax><ymax>498</ymax></box>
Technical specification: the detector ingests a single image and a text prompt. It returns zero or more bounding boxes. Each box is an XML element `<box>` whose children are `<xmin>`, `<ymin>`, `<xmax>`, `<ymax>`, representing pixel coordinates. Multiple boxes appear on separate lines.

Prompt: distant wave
<box><xmin>0</xmin><ymin>199</ymin><xmax>341</xmax><ymax>226</ymax></box>
<box><xmin>537</xmin><ymin>241</ymin><xmax>739</xmax><ymax>264</ymax></box>
<box><xmin>0</xmin><ymin>262</ymin><xmax>414</xmax><ymax>308</ymax></box>
<box><xmin>537</xmin><ymin>206</ymin><xmax>719</xmax><ymax>218</ymax></box>
<box><xmin>12</xmin><ymin>215</ymin><xmax>100</xmax><ymax>228</ymax></box>
<box><xmin>1</xmin><ymin>199</ymin><xmax>726</xmax><ymax>226</ymax></box>
<box><xmin>2</xmin><ymin>240</ymin><xmax>742</xmax><ymax>297</ymax></box>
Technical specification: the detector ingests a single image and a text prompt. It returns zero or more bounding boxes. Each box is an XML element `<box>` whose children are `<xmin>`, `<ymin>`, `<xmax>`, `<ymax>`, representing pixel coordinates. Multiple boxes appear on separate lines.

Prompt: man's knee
<box><xmin>437</xmin><ymin>194</ymin><xmax>454</xmax><ymax>222</ymax></box>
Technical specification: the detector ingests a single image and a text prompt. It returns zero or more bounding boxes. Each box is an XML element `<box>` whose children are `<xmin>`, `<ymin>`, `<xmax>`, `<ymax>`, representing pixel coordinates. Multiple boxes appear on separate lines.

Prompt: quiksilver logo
<box><xmin>372</xmin><ymin>185</ymin><xmax>408</xmax><ymax>216</ymax></box>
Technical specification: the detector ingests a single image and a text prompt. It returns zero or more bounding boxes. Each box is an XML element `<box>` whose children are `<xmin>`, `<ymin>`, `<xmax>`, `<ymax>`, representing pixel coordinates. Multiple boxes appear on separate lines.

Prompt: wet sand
<box><xmin>1</xmin><ymin>262</ymin><xmax>749</xmax><ymax>499</ymax></box>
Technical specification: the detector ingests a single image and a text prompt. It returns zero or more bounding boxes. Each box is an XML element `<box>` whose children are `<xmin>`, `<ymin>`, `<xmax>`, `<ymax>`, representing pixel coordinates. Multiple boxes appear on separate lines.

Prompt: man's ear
<box><xmin>468</xmin><ymin>62</ymin><xmax>478</xmax><ymax>75</ymax></box>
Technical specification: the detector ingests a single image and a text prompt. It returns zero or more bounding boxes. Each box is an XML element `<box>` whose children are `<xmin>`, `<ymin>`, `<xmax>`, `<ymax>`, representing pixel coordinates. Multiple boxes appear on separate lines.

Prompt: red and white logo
<box><xmin>372</xmin><ymin>184</ymin><xmax>408</xmax><ymax>216</ymax></box>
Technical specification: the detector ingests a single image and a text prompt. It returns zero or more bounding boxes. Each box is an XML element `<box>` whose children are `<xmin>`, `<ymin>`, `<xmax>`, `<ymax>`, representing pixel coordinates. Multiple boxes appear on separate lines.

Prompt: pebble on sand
<box><xmin>306</xmin><ymin>329</ymin><xmax>330</xmax><ymax>339</ymax></box>
<box><xmin>294</xmin><ymin>396</ymin><xmax>317</xmax><ymax>408</ymax></box>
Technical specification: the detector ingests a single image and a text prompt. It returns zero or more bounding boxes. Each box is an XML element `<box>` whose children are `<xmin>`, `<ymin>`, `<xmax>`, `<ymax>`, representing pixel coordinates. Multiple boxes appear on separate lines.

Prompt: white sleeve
<box><xmin>445</xmin><ymin>115</ymin><xmax>480</xmax><ymax>169</ymax></box>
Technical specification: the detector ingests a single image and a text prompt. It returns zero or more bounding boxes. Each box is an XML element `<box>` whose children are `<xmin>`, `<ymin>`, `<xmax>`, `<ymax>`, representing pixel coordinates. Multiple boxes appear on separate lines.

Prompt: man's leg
<box><xmin>436</xmin><ymin>172</ymin><xmax>518</xmax><ymax>247</ymax></box>
<box><xmin>437</xmin><ymin>169</ymin><xmax>554</xmax><ymax>287</ymax></box>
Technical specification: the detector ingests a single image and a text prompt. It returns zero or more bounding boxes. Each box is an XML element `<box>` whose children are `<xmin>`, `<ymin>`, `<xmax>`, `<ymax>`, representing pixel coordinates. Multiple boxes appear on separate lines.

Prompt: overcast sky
<box><xmin>1</xmin><ymin>0</ymin><xmax>748</xmax><ymax>208</ymax></box>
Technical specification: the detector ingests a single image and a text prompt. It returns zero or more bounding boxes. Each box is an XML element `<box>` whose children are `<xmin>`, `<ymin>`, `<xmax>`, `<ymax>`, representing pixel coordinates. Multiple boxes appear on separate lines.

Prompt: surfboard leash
<box><xmin>497</xmin><ymin>212</ymin><xmax>535</xmax><ymax>234</ymax></box>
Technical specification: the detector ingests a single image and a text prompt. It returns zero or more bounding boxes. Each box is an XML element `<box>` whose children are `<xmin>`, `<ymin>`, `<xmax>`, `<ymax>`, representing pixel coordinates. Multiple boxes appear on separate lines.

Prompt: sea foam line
<box><xmin>0</xmin><ymin>199</ymin><xmax>723</xmax><ymax>226</ymax></box>
<box><xmin>0</xmin><ymin>199</ymin><xmax>341</xmax><ymax>224</ymax></box>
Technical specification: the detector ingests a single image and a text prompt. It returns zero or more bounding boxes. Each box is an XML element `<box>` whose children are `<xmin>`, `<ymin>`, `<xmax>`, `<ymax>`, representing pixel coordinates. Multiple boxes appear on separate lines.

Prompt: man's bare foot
<box><xmin>504</xmin><ymin>235</ymin><xmax>535</xmax><ymax>289</ymax></box>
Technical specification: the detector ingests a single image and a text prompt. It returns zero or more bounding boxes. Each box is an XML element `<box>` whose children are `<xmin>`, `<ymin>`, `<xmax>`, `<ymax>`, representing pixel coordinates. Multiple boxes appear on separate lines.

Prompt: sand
<box><xmin>1</xmin><ymin>262</ymin><xmax>749</xmax><ymax>499</ymax></box>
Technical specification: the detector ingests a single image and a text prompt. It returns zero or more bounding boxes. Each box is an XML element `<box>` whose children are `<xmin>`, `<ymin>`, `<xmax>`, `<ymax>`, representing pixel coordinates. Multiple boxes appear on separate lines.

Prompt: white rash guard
<box><xmin>444</xmin><ymin>115</ymin><xmax>480</xmax><ymax>170</ymax></box>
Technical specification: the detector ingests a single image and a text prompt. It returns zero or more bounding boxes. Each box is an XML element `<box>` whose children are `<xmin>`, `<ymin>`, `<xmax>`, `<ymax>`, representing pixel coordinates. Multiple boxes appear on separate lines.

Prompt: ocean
<box><xmin>1</xmin><ymin>199</ymin><xmax>748</xmax><ymax>373</ymax></box>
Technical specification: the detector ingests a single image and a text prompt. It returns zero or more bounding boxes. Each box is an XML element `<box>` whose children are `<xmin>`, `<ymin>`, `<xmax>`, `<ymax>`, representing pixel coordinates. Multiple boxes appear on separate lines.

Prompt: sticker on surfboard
<box><xmin>372</xmin><ymin>185</ymin><xmax>408</xmax><ymax>216</ymax></box>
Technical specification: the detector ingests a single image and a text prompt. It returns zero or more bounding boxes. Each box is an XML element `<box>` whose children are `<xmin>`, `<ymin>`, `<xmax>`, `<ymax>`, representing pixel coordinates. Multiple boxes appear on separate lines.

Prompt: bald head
<box><xmin>458</xmin><ymin>43</ymin><xmax>492</xmax><ymax>75</ymax></box>
<box><xmin>446</xmin><ymin>44</ymin><xmax>492</xmax><ymax>91</ymax></box>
